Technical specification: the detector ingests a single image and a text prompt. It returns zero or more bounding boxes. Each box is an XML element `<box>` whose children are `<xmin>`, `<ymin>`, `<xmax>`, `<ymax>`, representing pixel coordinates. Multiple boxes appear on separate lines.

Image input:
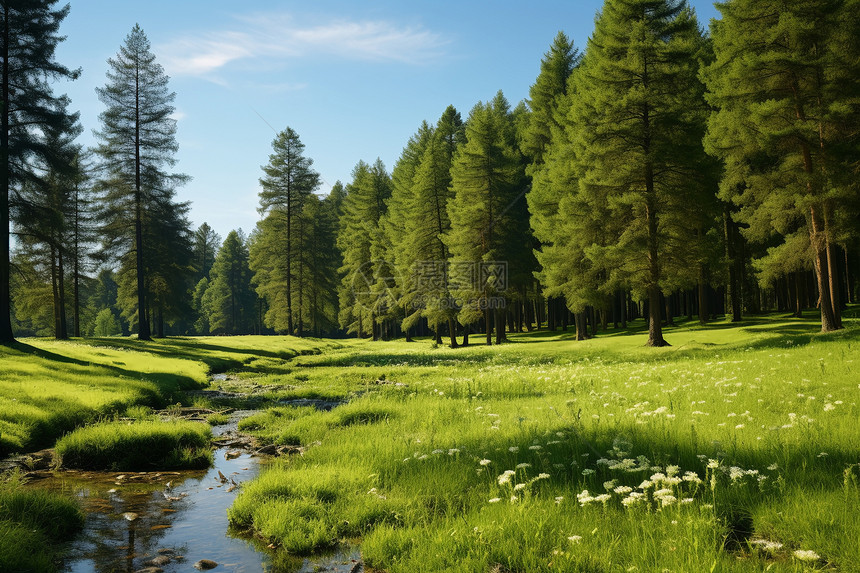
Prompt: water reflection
<box><xmin>33</xmin><ymin>449</ymin><xmax>269</xmax><ymax>573</ymax></box>
<box><xmin>29</xmin><ymin>411</ymin><xmax>365</xmax><ymax>573</ymax></box>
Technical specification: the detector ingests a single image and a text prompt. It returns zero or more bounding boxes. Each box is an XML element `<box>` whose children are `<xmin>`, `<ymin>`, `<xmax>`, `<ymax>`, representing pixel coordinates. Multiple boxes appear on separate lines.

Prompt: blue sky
<box><xmin>54</xmin><ymin>0</ymin><xmax>720</xmax><ymax>242</ymax></box>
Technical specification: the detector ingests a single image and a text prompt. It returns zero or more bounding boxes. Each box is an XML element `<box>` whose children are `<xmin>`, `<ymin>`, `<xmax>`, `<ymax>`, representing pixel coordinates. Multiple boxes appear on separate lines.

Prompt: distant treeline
<box><xmin>2</xmin><ymin>0</ymin><xmax>858</xmax><ymax>345</ymax></box>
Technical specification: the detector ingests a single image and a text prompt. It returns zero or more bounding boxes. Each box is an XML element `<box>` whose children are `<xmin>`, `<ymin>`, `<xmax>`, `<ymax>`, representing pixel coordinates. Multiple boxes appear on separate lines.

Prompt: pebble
<box><xmin>145</xmin><ymin>555</ymin><xmax>171</xmax><ymax>566</ymax></box>
<box><xmin>194</xmin><ymin>559</ymin><xmax>218</xmax><ymax>570</ymax></box>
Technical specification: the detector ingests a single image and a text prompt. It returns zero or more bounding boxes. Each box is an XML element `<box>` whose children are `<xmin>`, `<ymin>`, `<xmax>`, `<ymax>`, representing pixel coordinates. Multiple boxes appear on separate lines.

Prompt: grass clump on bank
<box><xmin>55</xmin><ymin>420</ymin><xmax>212</xmax><ymax>471</ymax></box>
<box><xmin>0</xmin><ymin>470</ymin><xmax>84</xmax><ymax>572</ymax></box>
<box><xmin>229</xmin><ymin>313</ymin><xmax>860</xmax><ymax>572</ymax></box>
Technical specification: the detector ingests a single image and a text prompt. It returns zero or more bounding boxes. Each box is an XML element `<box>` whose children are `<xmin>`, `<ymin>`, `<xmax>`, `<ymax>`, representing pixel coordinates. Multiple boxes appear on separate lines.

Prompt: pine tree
<box><xmin>94</xmin><ymin>24</ymin><xmax>187</xmax><ymax>340</ymax></box>
<box><xmin>257</xmin><ymin>127</ymin><xmax>320</xmax><ymax>335</ymax></box>
<box><xmin>202</xmin><ymin>230</ymin><xmax>254</xmax><ymax>334</ymax></box>
<box><xmin>13</xmin><ymin>115</ymin><xmax>82</xmax><ymax>339</ymax></box>
<box><xmin>521</xmin><ymin>32</ymin><xmax>580</xmax><ymax>167</ymax></box>
<box><xmin>567</xmin><ymin>0</ymin><xmax>712</xmax><ymax>347</ymax></box>
<box><xmin>703</xmin><ymin>0</ymin><xmax>860</xmax><ymax>332</ymax></box>
<box><xmin>383</xmin><ymin>121</ymin><xmax>433</xmax><ymax>340</ymax></box>
<box><xmin>408</xmin><ymin>108</ymin><xmax>465</xmax><ymax>347</ymax></box>
<box><xmin>67</xmin><ymin>152</ymin><xmax>96</xmax><ymax>337</ymax></box>
<box><xmin>1</xmin><ymin>0</ymin><xmax>79</xmax><ymax>343</ymax></box>
<box><xmin>338</xmin><ymin>159</ymin><xmax>391</xmax><ymax>338</ymax></box>
<box><xmin>446</xmin><ymin>93</ymin><xmax>525</xmax><ymax>345</ymax></box>
<box><xmin>193</xmin><ymin>222</ymin><xmax>221</xmax><ymax>281</ymax></box>
<box><xmin>299</xmin><ymin>194</ymin><xmax>341</xmax><ymax>336</ymax></box>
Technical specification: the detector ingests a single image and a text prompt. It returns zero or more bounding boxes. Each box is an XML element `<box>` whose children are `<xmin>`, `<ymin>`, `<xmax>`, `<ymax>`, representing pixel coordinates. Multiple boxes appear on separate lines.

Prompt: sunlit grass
<box><xmin>0</xmin><ymin>470</ymin><xmax>84</xmax><ymax>572</ymax></box>
<box><xmin>0</xmin><ymin>335</ymin><xmax>337</xmax><ymax>456</ymax></box>
<box><xmin>229</xmin><ymin>312</ymin><xmax>859</xmax><ymax>572</ymax></box>
<box><xmin>55</xmin><ymin>420</ymin><xmax>213</xmax><ymax>471</ymax></box>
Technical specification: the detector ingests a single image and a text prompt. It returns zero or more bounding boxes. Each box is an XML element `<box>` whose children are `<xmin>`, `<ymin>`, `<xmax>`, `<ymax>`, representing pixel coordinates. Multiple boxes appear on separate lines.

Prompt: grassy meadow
<box><xmin>0</xmin><ymin>314</ymin><xmax>857</xmax><ymax>572</ymax></box>
<box><xmin>0</xmin><ymin>335</ymin><xmax>335</xmax><ymax>456</ymax></box>
<box><xmin>225</xmin><ymin>314</ymin><xmax>859</xmax><ymax>572</ymax></box>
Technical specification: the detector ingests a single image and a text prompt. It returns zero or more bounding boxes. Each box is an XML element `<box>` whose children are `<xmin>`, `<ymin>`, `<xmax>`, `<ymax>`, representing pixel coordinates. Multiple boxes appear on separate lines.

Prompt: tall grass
<box><xmin>228</xmin><ymin>314</ymin><xmax>859</xmax><ymax>572</ymax></box>
<box><xmin>0</xmin><ymin>470</ymin><xmax>83</xmax><ymax>572</ymax></box>
<box><xmin>55</xmin><ymin>420</ymin><xmax>213</xmax><ymax>470</ymax></box>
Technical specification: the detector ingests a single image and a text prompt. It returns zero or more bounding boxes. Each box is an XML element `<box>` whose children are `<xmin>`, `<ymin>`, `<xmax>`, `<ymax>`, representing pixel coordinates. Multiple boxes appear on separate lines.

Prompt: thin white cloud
<box><xmin>158</xmin><ymin>12</ymin><xmax>449</xmax><ymax>78</ymax></box>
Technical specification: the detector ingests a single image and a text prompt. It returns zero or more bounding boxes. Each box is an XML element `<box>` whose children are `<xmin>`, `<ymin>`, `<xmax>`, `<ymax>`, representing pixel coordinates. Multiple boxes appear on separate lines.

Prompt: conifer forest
<box><xmin>1</xmin><ymin>1</ymin><xmax>860</xmax><ymax>572</ymax></box>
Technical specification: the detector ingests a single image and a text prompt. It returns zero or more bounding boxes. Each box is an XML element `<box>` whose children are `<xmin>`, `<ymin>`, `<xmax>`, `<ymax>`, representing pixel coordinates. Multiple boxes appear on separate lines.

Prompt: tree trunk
<box><xmin>575</xmin><ymin>312</ymin><xmax>586</xmax><ymax>341</ymax></box>
<box><xmin>698</xmin><ymin>265</ymin><xmax>708</xmax><ymax>326</ymax></box>
<box><xmin>448</xmin><ymin>317</ymin><xmax>458</xmax><ymax>348</ymax></box>
<box><xmin>810</xmin><ymin>205</ymin><xmax>839</xmax><ymax>332</ymax></box>
<box><xmin>56</xmin><ymin>247</ymin><xmax>68</xmax><ymax>340</ymax></box>
<box><xmin>134</xmin><ymin>62</ymin><xmax>151</xmax><ymax>341</ymax></box>
<box><xmin>792</xmin><ymin>271</ymin><xmax>803</xmax><ymax>318</ymax></box>
<box><xmin>825</xmin><ymin>234</ymin><xmax>842</xmax><ymax>329</ymax></box>
<box><xmin>484</xmin><ymin>307</ymin><xmax>492</xmax><ymax>345</ymax></box>
<box><xmin>663</xmin><ymin>293</ymin><xmax>675</xmax><ymax>327</ymax></box>
<box><xmin>647</xmin><ymin>285</ymin><xmax>668</xmax><ymax>347</ymax></box>
<box><xmin>495</xmin><ymin>306</ymin><xmax>507</xmax><ymax>344</ymax></box>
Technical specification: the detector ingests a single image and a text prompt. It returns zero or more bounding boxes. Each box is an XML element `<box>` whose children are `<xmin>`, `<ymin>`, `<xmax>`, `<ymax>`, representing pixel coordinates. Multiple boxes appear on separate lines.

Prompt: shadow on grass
<box><xmin>9</xmin><ymin>340</ymin><xmax>202</xmax><ymax>392</ymax></box>
<box><xmin>74</xmin><ymin>336</ymin><xmax>322</xmax><ymax>373</ymax></box>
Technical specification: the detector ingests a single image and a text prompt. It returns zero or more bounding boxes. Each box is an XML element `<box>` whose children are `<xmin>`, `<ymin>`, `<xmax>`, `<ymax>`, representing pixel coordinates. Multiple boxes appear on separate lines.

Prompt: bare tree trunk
<box><xmin>810</xmin><ymin>205</ymin><xmax>839</xmax><ymax>332</ymax></box>
<box><xmin>0</xmin><ymin>8</ymin><xmax>14</xmax><ymax>344</ymax></box>
<box><xmin>448</xmin><ymin>317</ymin><xmax>458</xmax><ymax>348</ymax></box>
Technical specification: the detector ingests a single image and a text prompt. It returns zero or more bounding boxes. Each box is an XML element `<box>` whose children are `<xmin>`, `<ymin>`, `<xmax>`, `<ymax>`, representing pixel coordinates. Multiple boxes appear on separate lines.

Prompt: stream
<box><xmin>28</xmin><ymin>411</ymin><xmax>364</xmax><ymax>573</ymax></box>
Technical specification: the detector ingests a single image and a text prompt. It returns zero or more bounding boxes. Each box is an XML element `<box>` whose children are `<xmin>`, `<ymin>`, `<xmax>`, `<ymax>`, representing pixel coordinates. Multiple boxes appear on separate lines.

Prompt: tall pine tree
<box><xmin>1</xmin><ymin>0</ymin><xmax>79</xmax><ymax>343</ymax></box>
<box><xmin>95</xmin><ymin>24</ymin><xmax>187</xmax><ymax>340</ymax></box>
<box><xmin>257</xmin><ymin>127</ymin><xmax>320</xmax><ymax>335</ymax></box>
<box><xmin>567</xmin><ymin>0</ymin><xmax>712</xmax><ymax>347</ymax></box>
<box><xmin>446</xmin><ymin>93</ymin><xmax>525</xmax><ymax>345</ymax></box>
<box><xmin>338</xmin><ymin>159</ymin><xmax>391</xmax><ymax>338</ymax></box>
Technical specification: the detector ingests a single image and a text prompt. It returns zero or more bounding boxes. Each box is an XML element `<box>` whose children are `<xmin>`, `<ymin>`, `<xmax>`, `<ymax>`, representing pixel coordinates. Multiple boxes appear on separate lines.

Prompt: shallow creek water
<box><xmin>29</xmin><ymin>412</ymin><xmax>363</xmax><ymax>573</ymax></box>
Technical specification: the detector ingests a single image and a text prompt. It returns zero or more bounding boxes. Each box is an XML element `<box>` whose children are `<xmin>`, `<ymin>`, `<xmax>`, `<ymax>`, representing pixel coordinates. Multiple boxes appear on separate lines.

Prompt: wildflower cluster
<box><xmin>492</xmin><ymin>464</ymin><xmax>550</xmax><ymax>503</ymax></box>
<box><xmin>576</xmin><ymin>463</ymin><xmax>703</xmax><ymax>510</ymax></box>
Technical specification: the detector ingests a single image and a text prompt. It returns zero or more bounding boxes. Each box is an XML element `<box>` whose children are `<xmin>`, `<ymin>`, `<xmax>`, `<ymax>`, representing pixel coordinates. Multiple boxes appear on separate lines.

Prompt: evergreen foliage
<box><xmin>94</xmin><ymin>24</ymin><xmax>188</xmax><ymax>340</ymax></box>
<box><xmin>703</xmin><ymin>0</ymin><xmax>860</xmax><ymax>332</ymax></box>
<box><xmin>1</xmin><ymin>0</ymin><xmax>79</xmax><ymax>343</ymax></box>
<box><xmin>338</xmin><ymin>159</ymin><xmax>392</xmax><ymax>338</ymax></box>
<box><xmin>201</xmin><ymin>230</ymin><xmax>255</xmax><ymax>334</ymax></box>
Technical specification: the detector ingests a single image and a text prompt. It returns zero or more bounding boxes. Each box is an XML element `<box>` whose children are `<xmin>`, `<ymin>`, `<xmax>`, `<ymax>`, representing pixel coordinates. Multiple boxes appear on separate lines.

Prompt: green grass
<box><xmin>54</xmin><ymin>419</ymin><xmax>213</xmax><ymax>471</ymax></box>
<box><xmin>225</xmin><ymin>312</ymin><xmax>859</xmax><ymax>572</ymax></box>
<box><xmin>0</xmin><ymin>335</ymin><xmax>340</xmax><ymax>456</ymax></box>
<box><xmin>0</xmin><ymin>470</ymin><xmax>84</xmax><ymax>572</ymax></box>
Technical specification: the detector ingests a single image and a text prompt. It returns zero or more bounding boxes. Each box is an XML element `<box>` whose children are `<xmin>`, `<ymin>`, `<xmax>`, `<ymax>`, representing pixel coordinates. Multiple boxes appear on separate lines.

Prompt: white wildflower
<box><xmin>479</xmin><ymin>459</ymin><xmax>492</xmax><ymax>466</ymax></box>
<box><xmin>792</xmin><ymin>549</ymin><xmax>820</xmax><ymax>562</ymax></box>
